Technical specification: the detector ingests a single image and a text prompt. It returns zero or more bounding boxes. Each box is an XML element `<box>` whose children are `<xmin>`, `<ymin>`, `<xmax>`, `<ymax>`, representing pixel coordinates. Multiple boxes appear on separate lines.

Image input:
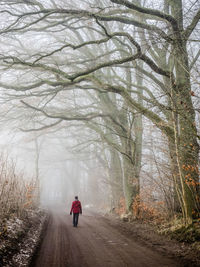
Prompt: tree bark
<box><xmin>170</xmin><ymin>0</ymin><xmax>200</xmax><ymax>223</ymax></box>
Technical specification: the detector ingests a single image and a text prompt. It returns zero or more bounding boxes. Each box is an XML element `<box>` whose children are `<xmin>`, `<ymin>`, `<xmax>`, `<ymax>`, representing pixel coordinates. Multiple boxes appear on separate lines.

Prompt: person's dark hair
<box><xmin>75</xmin><ymin>196</ymin><xmax>78</xmax><ymax>200</ymax></box>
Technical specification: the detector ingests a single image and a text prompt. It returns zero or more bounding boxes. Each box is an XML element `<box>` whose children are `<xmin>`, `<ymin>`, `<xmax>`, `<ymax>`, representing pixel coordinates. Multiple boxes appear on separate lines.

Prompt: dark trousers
<box><xmin>73</xmin><ymin>213</ymin><xmax>79</xmax><ymax>226</ymax></box>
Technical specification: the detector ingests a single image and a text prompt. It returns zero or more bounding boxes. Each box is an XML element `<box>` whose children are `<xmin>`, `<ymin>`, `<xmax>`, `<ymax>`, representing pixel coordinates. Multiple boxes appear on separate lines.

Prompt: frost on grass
<box><xmin>6</xmin><ymin>218</ymin><xmax>24</xmax><ymax>238</ymax></box>
<box><xmin>0</xmin><ymin>210</ymin><xmax>46</xmax><ymax>267</ymax></box>
<box><xmin>12</xmin><ymin>211</ymin><xmax>45</xmax><ymax>267</ymax></box>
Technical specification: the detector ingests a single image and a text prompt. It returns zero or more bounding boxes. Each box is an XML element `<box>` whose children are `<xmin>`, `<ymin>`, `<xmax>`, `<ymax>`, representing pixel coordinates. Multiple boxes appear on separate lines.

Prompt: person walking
<box><xmin>70</xmin><ymin>196</ymin><xmax>82</xmax><ymax>227</ymax></box>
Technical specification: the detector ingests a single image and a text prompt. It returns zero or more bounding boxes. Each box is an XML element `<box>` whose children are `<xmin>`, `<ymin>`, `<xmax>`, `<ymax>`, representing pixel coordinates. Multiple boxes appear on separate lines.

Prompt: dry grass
<box><xmin>0</xmin><ymin>155</ymin><xmax>39</xmax><ymax>224</ymax></box>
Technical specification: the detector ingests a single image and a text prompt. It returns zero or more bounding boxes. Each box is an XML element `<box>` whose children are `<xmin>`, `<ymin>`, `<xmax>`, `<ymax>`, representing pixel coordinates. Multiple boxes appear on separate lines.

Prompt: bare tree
<box><xmin>0</xmin><ymin>0</ymin><xmax>199</xmax><ymax>223</ymax></box>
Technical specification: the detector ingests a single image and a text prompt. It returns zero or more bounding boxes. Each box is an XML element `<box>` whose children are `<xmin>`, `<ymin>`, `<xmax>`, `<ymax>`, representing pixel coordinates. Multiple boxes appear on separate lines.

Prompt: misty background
<box><xmin>0</xmin><ymin>0</ymin><xmax>199</xmax><ymax>224</ymax></box>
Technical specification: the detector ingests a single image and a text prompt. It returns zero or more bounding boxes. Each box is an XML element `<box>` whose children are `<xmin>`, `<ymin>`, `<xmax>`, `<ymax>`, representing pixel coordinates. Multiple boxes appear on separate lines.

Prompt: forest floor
<box><xmin>29</xmin><ymin>208</ymin><xmax>200</xmax><ymax>267</ymax></box>
<box><xmin>0</xmin><ymin>210</ymin><xmax>46</xmax><ymax>267</ymax></box>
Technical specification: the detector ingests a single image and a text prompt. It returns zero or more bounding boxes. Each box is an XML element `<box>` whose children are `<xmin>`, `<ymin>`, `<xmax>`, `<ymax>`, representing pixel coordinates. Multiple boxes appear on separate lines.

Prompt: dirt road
<box><xmin>30</xmin><ymin>210</ymin><xmax>183</xmax><ymax>267</ymax></box>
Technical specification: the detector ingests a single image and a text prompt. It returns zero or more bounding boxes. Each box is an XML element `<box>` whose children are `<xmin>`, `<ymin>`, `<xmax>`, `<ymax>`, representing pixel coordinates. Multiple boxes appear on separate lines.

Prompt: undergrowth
<box><xmin>158</xmin><ymin>217</ymin><xmax>200</xmax><ymax>248</ymax></box>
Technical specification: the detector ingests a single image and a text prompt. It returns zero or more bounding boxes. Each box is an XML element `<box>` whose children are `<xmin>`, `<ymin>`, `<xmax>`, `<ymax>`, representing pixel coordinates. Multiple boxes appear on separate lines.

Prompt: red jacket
<box><xmin>70</xmin><ymin>200</ymin><xmax>82</xmax><ymax>214</ymax></box>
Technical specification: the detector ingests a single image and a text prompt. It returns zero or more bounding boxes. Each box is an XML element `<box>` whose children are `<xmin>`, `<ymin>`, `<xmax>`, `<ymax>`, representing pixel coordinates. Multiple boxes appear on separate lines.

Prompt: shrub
<box><xmin>0</xmin><ymin>155</ymin><xmax>39</xmax><ymax>229</ymax></box>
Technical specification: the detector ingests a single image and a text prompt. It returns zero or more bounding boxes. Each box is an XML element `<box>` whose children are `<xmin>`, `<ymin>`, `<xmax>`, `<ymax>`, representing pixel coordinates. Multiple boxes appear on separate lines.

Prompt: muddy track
<box><xmin>30</xmin><ymin>210</ymin><xmax>185</xmax><ymax>267</ymax></box>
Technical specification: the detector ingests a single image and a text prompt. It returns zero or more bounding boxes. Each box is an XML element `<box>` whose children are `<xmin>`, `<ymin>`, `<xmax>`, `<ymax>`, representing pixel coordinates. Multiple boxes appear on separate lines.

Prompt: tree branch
<box><xmin>110</xmin><ymin>0</ymin><xmax>178</xmax><ymax>30</ymax></box>
<box><xmin>190</xmin><ymin>48</ymin><xmax>200</xmax><ymax>70</ymax></box>
<box><xmin>20</xmin><ymin>119</ymin><xmax>63</xmax><ymax>132</ymax></box>
<box><xmin>20</xmin><ymin>100</ymin><xmax>109</xmax><ymax>121</ymax></box>
<box><xmin>184</xmin><ymin>8</ymin><xmax>200</xmax><ymax>39</ymax></box>
<box><xmin>0</xmin><ymin>8</ymin><xmax>172</xmax><ymax>41</ymax></box>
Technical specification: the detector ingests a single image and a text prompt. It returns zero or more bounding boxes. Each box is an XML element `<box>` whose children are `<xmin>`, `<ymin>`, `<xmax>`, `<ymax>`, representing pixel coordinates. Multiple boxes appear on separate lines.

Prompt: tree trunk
<box><xmin>171</xmin><ymin>0</ymin><xmax>199</xmax><ymax>223</ymax></box>
<box><xmin>109</xmin><ymin>149</ymin><xmax>124</xmax><ymax>209</ymax></box>
<box><xmin>122</xmin><ymin>153</ymin><xmax>139</xmax><ymax>212</ymax></box>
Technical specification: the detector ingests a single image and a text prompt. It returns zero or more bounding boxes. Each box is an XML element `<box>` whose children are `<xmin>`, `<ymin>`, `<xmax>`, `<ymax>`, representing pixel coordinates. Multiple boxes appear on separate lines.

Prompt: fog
<box><xmin>0</xmin><ymin>0</ymin><xmax>199</xmax><ymax>222</ymax></box>
<box><xmin>0</xmin><ymin>127</ymin><xmax>111</xmax><ymax>210</ymax></box>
